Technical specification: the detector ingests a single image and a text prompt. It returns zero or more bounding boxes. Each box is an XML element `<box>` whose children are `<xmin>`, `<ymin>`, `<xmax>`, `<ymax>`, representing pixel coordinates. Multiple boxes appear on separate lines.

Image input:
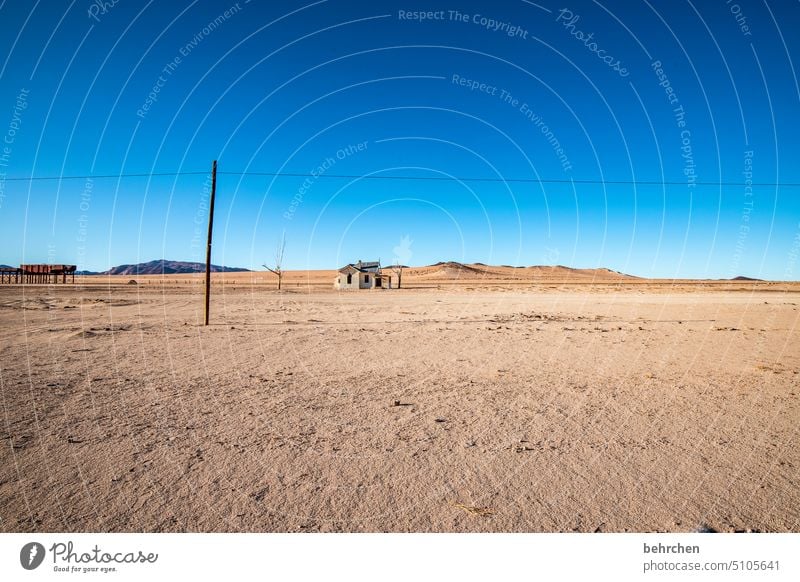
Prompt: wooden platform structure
<box><xmin>0</xmin><ymin>267</ymin><xmax>21</xmax><ymax>284</ymax></box>
<box><xmin>0</xmin><ymin>264</ymin><xmax>77</xmax><ymax>284</ymax></box>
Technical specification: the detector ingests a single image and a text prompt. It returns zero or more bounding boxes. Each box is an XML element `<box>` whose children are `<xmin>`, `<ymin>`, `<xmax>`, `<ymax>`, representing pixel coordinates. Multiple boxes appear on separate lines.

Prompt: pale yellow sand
<box><xmin>1</xmin><ymin>272</ymin><xmax>798</xmax><ymax>532</ymax></box>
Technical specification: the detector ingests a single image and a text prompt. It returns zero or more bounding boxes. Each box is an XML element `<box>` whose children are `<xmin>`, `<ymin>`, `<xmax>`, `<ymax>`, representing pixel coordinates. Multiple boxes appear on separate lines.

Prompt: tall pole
<box><xmin>204</xmin><ymin>160</ymin><xmax>217</xmax><ymax>326</ymax></box>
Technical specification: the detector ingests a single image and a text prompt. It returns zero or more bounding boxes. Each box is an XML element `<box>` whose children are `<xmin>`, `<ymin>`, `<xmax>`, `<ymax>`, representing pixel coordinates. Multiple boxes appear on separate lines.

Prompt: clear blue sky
<box><xmin>0</xmin><ymin>0</ymin><xmax>798</xmax><ymax>278</ymax></box>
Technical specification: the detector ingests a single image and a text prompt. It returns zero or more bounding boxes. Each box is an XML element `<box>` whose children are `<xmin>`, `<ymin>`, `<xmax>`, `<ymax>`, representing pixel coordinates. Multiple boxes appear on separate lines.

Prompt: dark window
<box><xmin>376</xmin><ymin>277</ymin><xmax>382</xmax><ymax>287</ymax></box>
<box><xmin>364</xmin><ymin>275</ymin><xmax>369</xmax><ymax>284</ymax></box>
<box><xmin>346</xmin><ymin>273</ymin><xmax>352</xmax><ymax>284</ymax></box>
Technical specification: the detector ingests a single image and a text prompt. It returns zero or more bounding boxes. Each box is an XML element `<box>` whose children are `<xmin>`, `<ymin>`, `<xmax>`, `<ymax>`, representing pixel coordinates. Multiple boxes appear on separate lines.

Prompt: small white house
<box><xmin>334</xmin><ymin>261</ymin><xmax>392</xmax><ymax>290</ymax></box>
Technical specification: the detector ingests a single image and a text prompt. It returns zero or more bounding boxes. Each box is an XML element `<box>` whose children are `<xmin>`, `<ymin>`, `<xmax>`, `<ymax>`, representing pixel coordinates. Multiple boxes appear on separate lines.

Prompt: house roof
<box><xmin>338</xmin><ymin>260</ymin><xmax>381</xmax><ymax>273</ymax></box>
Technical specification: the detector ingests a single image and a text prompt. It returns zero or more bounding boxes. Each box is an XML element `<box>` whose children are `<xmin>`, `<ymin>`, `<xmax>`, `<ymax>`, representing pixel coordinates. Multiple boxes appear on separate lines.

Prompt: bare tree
<box><xmin>390</xmin><ymin>261</ymin><xmax>404</xmax><ymax>289</ymax></box>
<box><xmin>263</xmin><ymin>233</ymin><xmax>286</xmax><ymax>290</ymax></box>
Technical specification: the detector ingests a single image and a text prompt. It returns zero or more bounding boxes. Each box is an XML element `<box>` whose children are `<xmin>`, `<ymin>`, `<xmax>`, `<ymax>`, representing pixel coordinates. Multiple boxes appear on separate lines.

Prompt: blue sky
<box><xmin>0</xmin><ymin>0</ymin><xmax>798</xmax><ymax>278</ymax></box>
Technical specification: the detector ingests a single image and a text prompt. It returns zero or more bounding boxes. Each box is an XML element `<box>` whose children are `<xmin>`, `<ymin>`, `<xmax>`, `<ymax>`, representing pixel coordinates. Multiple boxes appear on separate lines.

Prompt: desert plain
<box><xmin>1</xmin><ymin>263</ymin><xmax>798</xmax><ymax>532</ymax></box>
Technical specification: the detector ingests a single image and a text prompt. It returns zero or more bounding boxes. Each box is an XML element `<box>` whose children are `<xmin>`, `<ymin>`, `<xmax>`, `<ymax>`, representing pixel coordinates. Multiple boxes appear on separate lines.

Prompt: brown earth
<box><xmin>0</xmin><ymin>268</ymin><xmax>798</xmax><ymax>532</ymax></box>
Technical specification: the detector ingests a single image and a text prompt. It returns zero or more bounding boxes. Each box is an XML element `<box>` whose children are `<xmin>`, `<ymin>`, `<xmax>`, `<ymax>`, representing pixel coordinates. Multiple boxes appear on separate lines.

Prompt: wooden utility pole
<box><xmin>204</xmin><ymin>160</ymin><xmax>217</xmax><ymax>326</ymax></box>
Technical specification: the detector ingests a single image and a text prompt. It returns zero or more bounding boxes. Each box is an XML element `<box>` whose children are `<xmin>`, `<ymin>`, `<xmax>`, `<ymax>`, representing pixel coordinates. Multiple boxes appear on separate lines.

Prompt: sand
<box><xmin>1</xmin><ymin>271</ymin><xmax>798</xmax><ymax>532</ymax></box>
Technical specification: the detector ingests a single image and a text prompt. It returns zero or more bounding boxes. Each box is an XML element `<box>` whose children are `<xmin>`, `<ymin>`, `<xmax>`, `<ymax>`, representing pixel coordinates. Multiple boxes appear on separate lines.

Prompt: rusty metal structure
<box><xmin>0</xmin><ymin>264</ymin><xmax>77</xmax><ymax>284</ymax></box>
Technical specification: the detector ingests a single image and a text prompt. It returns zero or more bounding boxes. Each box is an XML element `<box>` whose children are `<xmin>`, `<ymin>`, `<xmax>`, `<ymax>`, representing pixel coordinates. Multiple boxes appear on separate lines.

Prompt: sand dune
<box><xmin>69</xmin><ymin>262</ymin><xmax>783</xmax><ymax>291</ymax></box>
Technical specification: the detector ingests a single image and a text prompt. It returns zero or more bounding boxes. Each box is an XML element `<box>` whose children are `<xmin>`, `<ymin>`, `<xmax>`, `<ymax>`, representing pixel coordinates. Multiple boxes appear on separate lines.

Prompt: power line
<box><xmin>2</xmin><ymin>169</ymin><xmax>798</xmax><ymax>187</ymax></box>
<box><xmin>220</xmin><ymin>171</ymin><xmax>799</xmax><ymax>187</ymax></box>
<box><xmin>2</xmin><ymin>171</ymin><xmax>209</xmax><ymax>181</ymax></box>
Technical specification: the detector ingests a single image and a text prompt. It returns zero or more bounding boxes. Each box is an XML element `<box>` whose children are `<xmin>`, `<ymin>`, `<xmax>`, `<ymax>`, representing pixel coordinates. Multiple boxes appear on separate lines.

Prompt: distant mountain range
<box><xmin>0</xmin><ymin>259</ymin><xmax>765</xmax><ymax>281</ymax></box>
<box><xmin>77</xmin><ymin>259</ymin><xmax>250</xmax><ymax>276</ymax></box>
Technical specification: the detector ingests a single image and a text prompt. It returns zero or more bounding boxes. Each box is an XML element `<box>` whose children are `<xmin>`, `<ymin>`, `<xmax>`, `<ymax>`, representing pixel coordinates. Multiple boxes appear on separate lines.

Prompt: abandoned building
<box><xmin>334</xmin><ymin>260</ymin><xmax>392</xmax><ymax>290</ymax></box>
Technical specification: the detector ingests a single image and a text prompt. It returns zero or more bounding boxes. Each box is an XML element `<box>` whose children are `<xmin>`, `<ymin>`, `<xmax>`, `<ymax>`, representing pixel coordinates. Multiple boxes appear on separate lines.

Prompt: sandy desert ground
<box><xmin>1</xmin><ymin>266</ymin><xmax>799</xmax><ymax>532</ymax></box>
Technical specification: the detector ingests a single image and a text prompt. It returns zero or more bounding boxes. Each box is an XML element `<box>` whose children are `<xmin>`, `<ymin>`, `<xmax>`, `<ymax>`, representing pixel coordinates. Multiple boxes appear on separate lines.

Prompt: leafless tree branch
<box><xmin>263</xmin><ymin>233</ymin><xmax>286</xmax><ymax>290</ymax></box>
